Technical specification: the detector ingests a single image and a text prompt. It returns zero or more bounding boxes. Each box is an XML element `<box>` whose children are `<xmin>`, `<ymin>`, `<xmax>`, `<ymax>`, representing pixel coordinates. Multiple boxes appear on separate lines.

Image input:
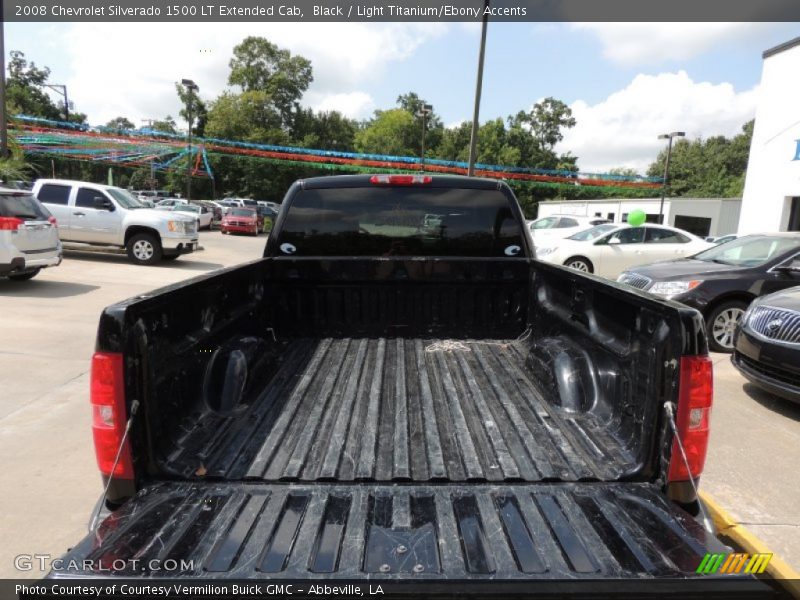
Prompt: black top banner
<box><xmin>4</xmin><ymin>0</ymin><xmax>800</xmax><ymax>22</ymax></box>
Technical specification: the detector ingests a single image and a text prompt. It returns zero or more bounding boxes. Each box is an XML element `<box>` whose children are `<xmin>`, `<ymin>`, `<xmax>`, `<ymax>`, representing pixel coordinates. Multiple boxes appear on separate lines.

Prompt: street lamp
<box><xmin>181</xmin><ymin>78</ymin><xmax>199</xmax><ymax>201</ymax></box>
<box><xmin>415</xmin><ymin>103</ymin><xmax>433</xmax><ymax>171</ymax></box>
<box><xmin>657</xmin><ymin>131</ymin><xmax>685</xmax><ymax>224</ymax></box>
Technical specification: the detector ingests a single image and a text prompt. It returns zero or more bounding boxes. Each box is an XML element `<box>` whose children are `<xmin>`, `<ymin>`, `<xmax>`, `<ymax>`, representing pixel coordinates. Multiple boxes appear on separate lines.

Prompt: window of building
<box><xmin>673</xmin><ymin>215</ymin><xmax>712</xmax><ymax>237</ymax></box>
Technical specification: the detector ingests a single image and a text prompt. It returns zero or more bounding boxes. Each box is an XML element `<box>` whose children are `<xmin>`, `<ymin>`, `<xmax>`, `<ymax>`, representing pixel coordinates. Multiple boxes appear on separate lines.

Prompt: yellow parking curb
<box><xmin>700</xmin><ymin>491</ymin><xmax>800</xmax><ymax>597</ymax></box>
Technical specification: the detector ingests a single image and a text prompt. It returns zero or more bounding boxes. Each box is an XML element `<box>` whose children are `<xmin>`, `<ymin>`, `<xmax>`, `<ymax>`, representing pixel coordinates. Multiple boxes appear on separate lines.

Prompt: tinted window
<box><xmin>645</xmin><ymin>227</ymin><xmax>690</xmax><ymax>243</ymax></box>
<box><xmin>600</xmin><ymin>227</ymin><xmax>644</xmax><ymax>245</ymax></box>
<box><xmin>76</xmin><ymin>188</ymin><xmax>107</xmax><ymax>208</ymax></box>
<box><xmin>37</xmin><ymin>184</ymin><xmax>71</xmax><ymax>205</ymax></box>
<box><xmin>0</xmin><ymin>193</ymin><xmax>49</xmax><ymax>220</ymax></box>
<box><xmin>558</xmin><ymin>217</ymin><xmax>579</xmax><ymax>228</ymax></box>
<box><xmin>277</xmin><ymin>187</ymin><xmax>525</xmax><ymax>257</ymax></box>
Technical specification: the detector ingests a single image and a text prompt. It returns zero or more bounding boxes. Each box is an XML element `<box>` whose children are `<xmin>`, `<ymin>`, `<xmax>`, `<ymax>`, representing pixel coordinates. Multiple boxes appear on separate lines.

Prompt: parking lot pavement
<box><xmin>703</xmin><ymin>352</ymin><xmax>800</xmax><ymax>568</ymax></box>
<box><xmin>1</xmin><ymin>238</ymin><xmax>798</xmax><ymax>577</ymax></box>
<box><xmin>0</xmin><ymin>231</ymin><xmax>267</xmax><ymax>579</ymax></box>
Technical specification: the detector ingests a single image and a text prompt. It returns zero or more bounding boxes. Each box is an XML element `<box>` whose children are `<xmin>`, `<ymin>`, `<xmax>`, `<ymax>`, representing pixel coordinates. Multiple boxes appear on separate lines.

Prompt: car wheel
<box><xmin>564</xmin><ymin>256</ymin><xmax>593</xmax><ymax>273</ymax></box>
<box><xmin>126</xmin><ymin>233</ymin><xmax>162</xmax><ymax>265</ymax></box>
<box><xmin>706</xmin><ymin>300</ymin><xmax>748</xmax><ymax>353</ymax></box>
<box><xmin>8</xmin><ymin>268</ymin><xmax>41</xmax><ymax>281</ymax></box>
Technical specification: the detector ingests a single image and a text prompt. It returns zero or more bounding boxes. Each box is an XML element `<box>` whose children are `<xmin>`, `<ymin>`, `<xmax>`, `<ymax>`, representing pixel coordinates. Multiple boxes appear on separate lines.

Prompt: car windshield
<box><xmin>692</xmin><ymin>235</ymin><xmax>800</xmax><ymax>267</ymax></box>
<box><xmin>107</xmin><ymin>188</ymin><xmax>145</xmax><ymax>209</ymax></box>
<box><xmin>567</xmin><ymin>223</ymin><xmax>617</xmax><ymax>241</ymax></box>
<box><xmin>230</xmin><ymin>208</ymin><xmax>255</xmax><ymax>217</ymax></box>
<box><xmin>530</xmin><ymin>217</ymin><xmax>558</xmax><ymax>230</ymax></box>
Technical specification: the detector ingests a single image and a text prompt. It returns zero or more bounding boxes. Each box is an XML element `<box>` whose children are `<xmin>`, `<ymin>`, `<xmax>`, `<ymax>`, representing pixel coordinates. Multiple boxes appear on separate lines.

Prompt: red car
<box><xmin>220</xmin><ymin>208</ymin><xmax>259</xmax><ymax>236</ymax></box>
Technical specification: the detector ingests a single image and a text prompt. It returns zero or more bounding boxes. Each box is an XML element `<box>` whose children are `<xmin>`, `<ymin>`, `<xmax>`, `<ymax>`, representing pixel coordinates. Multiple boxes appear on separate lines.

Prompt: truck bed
<box><xmin>162</xmin><ymin>337</ymin><xmax>637</xmax><ymax>483</ymax></box>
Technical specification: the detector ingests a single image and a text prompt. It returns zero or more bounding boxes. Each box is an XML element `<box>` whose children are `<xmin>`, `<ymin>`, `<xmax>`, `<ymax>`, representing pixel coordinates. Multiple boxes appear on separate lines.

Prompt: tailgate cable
<box><xmin>90</xmin><ymin>399</ymin><xmax>140</xmax><ymax>535</ymax></box>
<box><xmin>664</xmin><ymin>401</ymin><xmax>713</xmax><ymax>533</ymax></box>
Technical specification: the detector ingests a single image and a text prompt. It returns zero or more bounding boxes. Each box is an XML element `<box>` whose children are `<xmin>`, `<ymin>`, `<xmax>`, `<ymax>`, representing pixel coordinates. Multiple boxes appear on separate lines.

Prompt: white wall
<box><xmin>739</xmin><ymin>43</ymin><xmax>800</xmax><ymax>233</ymax></box>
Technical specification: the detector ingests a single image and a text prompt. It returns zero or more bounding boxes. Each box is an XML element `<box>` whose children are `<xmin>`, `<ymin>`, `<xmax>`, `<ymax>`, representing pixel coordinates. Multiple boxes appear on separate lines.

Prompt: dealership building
<box><xmin>536</xmin><ymin>197</ymin><xmax>741</xmax><ymax>238</ymax></box>
<box><xmin>738</xmin><ymin>36</ymin><xmax>800</xmax><ymax>233</ymax></box>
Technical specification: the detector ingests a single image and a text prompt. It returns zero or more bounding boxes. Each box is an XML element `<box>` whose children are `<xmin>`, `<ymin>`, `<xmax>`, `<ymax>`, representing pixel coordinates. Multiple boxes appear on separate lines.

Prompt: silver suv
<box><xmin>0</xmin><ymin>188</ymin><xmax>62</xmax><ymax>280</ymax></box>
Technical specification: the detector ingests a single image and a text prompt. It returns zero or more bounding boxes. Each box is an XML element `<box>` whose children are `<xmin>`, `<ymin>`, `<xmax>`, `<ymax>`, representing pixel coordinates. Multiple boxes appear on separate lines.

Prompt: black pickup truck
<box><xmin>50</xmin><ymin>175</ymin><xmax>774</xmax><ymax>597</ymax></box>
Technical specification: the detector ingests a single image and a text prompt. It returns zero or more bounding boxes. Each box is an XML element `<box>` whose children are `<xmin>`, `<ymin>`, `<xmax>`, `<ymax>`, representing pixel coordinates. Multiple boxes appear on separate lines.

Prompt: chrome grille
<box><xmin>618</xmin><ymin>272</ymin><xmax>652</xmax><ymax>290</ymax></box>
<box><xmin>748</xmin><ymin>305</ymin><xmax>800</xmax><ymax>344</ymax></box>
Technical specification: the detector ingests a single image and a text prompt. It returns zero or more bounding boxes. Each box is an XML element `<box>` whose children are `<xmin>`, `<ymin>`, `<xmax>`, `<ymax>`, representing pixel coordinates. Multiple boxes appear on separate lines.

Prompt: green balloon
<box><xmin>627</xmin><ymin>209</ymin><xmax>647</xmax><ymax>227</ymax></box>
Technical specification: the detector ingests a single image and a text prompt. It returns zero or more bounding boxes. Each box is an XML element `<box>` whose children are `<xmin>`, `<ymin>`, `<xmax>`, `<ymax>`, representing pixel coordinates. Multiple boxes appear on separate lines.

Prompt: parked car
<box><xmin>220</xmin><ymin>207</ymin><xmax>259</xmax><ymax>235</ymax></box>
<box><xmin>257</xmin><ymin>200</ymin><xmax>280</xmax><ymax>211</ymax></box>
<box><xmin>33</xmin><ymin>179</ymin><xmax>198</xmax><ymax>265</ymax></box>
<box><xmin>0</xmin><ymin>188</ymin><xmax>62</xmax><ymax>280</ymax></box>
<box><xmin>157</xmin><ymin>203</ymin><xmax>213</xmax><ymax>230</ymax></box>
<box><xmin>255</xmin><ymin>204</ymin><xmax>277</xmax><ymax>233</ymax></box>
<box><xmin>733</xmin><ymin>285</ymin><xmax>800</xmax><ymax>403</ymax></box>
<box><xmin>707</xmin><ymin>234</ymin><xmax>738</xmax><ymax>245</ymax></box>
<box><xmin>528</xmin><ymin>214</ymin><xmax>610</xmax><ymax>241</ymax></box>
<box><xmin>535</xmin><ymin>223</ymin><xmax>711</xmax><ymax>278</ymax></box>
<box><xmin>155</xmin><ymin>198</ymin><xmax>188</xmax><ymax>208</ymax></box>
<box><xmin>617</xmin><ymin>233</ymin><xmax>800</xmax><ymax>352</ymax></box>
<box><xmin>52</xmin><ymin>175</ymin><xmax>739</xmax><ymax>593</ymax></box>
<box><xmin>195</xmin><ymin>200</ymin><xmax>223</xmax><ymax>224</ymax></box>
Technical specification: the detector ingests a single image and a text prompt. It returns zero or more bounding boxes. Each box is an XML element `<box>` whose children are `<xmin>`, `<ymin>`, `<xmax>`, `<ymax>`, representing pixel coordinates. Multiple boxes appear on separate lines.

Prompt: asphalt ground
<box><xmin>0</xmin><ymin>231</ymin><xmax>797</xmax><ymax>578</ymax></box>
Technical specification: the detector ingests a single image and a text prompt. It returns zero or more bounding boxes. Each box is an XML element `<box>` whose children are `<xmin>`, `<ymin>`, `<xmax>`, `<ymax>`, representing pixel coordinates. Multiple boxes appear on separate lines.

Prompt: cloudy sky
<box><xmin>5</xmin><ymin>21</ymin><xmax>797</xmax><ymax>172</ymax></box>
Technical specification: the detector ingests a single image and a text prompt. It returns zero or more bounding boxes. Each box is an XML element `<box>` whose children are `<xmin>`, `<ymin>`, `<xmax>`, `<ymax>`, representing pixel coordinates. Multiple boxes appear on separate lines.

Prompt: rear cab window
<box><xmin>36</xmin><ymin>184</ymin><xmax>71</xmax><ymax>205</ymax></box>
<box><xmin>275</xmin><ymin>186</ymin><xmax>525</xmax><ymax>257</ymax></box>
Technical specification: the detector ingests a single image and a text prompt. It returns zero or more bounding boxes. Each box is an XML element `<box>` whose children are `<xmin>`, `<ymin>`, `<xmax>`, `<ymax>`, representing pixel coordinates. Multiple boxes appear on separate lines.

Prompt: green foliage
<box><xmin>354</xmin><ymin>108</ymin><xmax>417</xmax><ymax>156</ymax></box>
<box><xmin>6</xmin><ymin>51</ymin><xmax>62</xmax><ymax>120</ymax></box>
<box><xmin>149</xmin><ymin>116</ymin><xmax>178</xmax><ymax>134</ymax></box>
<box><xmin>291</xmin><ymin>108</ymin><xmax>358</xmax><ymax>151</ymax></box>
<box><xmin>205</xmin><ymin>90</ymin><xmax>288</xmax><ymax>144</ymax></box>
<box><xmin>175</xmin><ymin>83</ymin><xmax>208</xmax><ymax>137</ymax></box>
<box><xmin>228</xmin><ymin>36</ymin><xmax>313</xmax><ymax>127</ymax></box>
<box><xmin>105</xmin><ymin>116</ymin><xmax>135</xmax><ymax>131</ymax></box>
<box><xmin>647</xmin><ymin>121</ymin><xmax>753</xmax><ymax>197</ymax></box>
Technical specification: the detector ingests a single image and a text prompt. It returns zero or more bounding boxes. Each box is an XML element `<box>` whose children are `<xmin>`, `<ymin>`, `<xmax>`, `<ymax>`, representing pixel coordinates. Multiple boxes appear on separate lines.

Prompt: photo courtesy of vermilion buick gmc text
<box><xmin>48</xmin><ymin>175</ymin><xmax>777</xmax><ymax>597</ymax></box>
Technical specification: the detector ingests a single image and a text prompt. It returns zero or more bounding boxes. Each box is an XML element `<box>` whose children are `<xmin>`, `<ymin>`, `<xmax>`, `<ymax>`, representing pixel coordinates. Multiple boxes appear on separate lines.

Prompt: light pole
<box><xmin>0</xmin><ymin>19</ymin><xmax>7</xmax><ymax>158</ymax></box>
<box><xmin>657</xmin><ymin>131</ymin><xmax>685</xmax><ymax>224</ymax></box>
<box><xmin>181</xmin><ymin>78</ymin><xmax>198</xmax><ymax>201</ymax></box>
<box><xmin>415</xmin><ymin>103</ymin><xmax>433</xmax><ymax>171</ymax></box>
<box><xmin>467</xmin><ymin>0</ymin><xmax>490</xmax><ymax>176</ymax></box>
<box><xmin>43</xmin><ymin>84</ymin><xmax>70</xmax><ymax>123</ymax></box>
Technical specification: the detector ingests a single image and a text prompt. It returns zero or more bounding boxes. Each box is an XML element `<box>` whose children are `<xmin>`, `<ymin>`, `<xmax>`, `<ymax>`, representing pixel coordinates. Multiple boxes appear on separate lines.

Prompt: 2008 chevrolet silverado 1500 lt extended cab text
<box><xmin>50</xmin><ymin>175</ymin><xmax>777</xmax><ymax>597</ymax></box>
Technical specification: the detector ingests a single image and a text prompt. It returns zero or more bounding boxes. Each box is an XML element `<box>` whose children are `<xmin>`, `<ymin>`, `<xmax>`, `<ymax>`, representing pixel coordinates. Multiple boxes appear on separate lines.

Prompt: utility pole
<box><xmin>0</xmin><ymin>17</ymin><xmax>7</xmax><ymax>158</ymax></box>
<box><xmin>467</xmin><ymin>0</ymin><xmax>489</xmax><ymax>176</ymax></box>
<box><xmin>657</xmin><ymin>131</ymin><xmax>685</xmax><ymax>224</ymax></box>
<box><xmin>415</xmin><ymin>103</ymin><xmax>432</xmax><ymax>171</ymax></box>
<box><xmin>181</xmin><ymin>79</ymin><xmax>198</xmax><ymax>201</ymax></box>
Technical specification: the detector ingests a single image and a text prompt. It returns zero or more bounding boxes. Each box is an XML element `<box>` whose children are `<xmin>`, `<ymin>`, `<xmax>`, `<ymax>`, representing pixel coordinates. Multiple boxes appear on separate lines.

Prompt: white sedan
<box><xmin>156</xmin><ymin>203</ymin><xmax>213</xmax><ymax>230</ymax></box>
<box><xmin>535</xmin><ymin>223</ymin><xmax>713</xmax><ymax>279</ymax></box>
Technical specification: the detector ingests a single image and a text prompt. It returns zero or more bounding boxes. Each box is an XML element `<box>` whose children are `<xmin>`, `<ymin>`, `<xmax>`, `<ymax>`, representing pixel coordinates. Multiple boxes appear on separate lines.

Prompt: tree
<box><xmin>396</xmin><ymin>92</ymin><xmax>443</xmax><ymax>156</ymax></box>
<box><xmin>105</xmin><ymin>116</ymin><xmax>135</xmax><ymax>131</ymax></box>
<box><xmin>647</xmin><ymin>121</ymin><xmax>753</xmax><ymax>197</ymax></box>
<box><xmin>148</xmin><ymin>116</ymin><xmax>178</xmax><ymax>134</ymax></box>
<box><xmin>520</xmin><ymin>97</ymin><xmax>576</xmax><ymax>152</ymax></box>
<box><xmin>354</xmin><ymin>109</ymin><xmax>417</xmax><ymax>156</ymax></box>
<box><xmin>205</xmin><ymin>90</ymin><xmax>287</xmax><ymax>144</ymax></box>
<box><xmin>608</xmin><ymin>167</ymin><xmax>640</xmax><ymax>178</ymax></box>
<box><xmin>228</xmin><ymin>36</ymin><xmax>313</xmax><ymax>126</ymax></box>
<box><xmin>291</xmin><ymin>108</ymin><xmax>358</xmax><ymax>150</ymax></box>
<box><xmin>175</xmin><ymin>83</ymin><xmax>208</xmax><ymax>137</ymax></box>
<box><xmin>5</xmin><ymin>51</ymin><xmax>61</xmax><ymax>120</ymax></box>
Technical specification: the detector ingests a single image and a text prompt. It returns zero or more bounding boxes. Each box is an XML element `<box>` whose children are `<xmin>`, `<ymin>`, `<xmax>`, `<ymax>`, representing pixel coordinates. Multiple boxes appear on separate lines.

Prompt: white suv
<box><xmin>0</xmin><ymin>188</ymin><xmax>62</xmax><ymax>280</ymax></box>
<box><xmin>33</xmin><ymin>179</ymin><xmax>198</xmax><ymax>265</ymax></box>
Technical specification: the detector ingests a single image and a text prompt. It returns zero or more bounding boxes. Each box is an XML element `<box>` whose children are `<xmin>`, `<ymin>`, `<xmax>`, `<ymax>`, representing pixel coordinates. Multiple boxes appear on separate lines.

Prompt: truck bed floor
<box><xmin>167</xmin><ymin>338</ymin><xmax>637</xmax><ymax>482</ymax></box>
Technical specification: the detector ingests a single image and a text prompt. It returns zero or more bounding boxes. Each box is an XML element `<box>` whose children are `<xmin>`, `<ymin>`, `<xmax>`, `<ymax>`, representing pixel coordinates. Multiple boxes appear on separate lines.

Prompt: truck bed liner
<box><xmin>165</xmin><ymin>338</ymin><xmax>637</xmax><ymax>483</ymax></box>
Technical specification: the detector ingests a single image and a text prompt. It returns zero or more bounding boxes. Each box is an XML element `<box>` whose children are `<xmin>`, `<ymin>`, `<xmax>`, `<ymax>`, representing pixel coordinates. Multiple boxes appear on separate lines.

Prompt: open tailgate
<box><xmin>49</xmin><ymin>482</ymin><xmax>780</xmax><ymax>597</ymax></box>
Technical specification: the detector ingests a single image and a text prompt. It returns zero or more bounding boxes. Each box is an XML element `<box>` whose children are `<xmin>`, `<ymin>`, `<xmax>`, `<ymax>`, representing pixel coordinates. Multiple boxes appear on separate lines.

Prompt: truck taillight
<box><xmin>90</xmin><ymin>352</ymin><xmax>134</xmax><ymax>479</ymax></box>
<box><xmin>0</xmin><ymin>216</ymin><xmax>23</xmax><ymax>230</ymax></box>
<box><xmin>668</xmin><ymin>355</ymin><xmax>713</xmax><ymax>482</ymax></box>
<box><xmin>369</xmin><ymin>174</ymin><xmax>432</xmax><ymax>185</ymax></box>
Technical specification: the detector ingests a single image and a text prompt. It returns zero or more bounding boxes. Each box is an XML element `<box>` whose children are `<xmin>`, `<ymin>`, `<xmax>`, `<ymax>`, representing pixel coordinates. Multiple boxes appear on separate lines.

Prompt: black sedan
<box><xmin>732</xmin><ymin>286</ymin><xmax>800</xmax><ymax>403</ymax></box>
<box><xmin>617</xmin><ymin>234</ymin><xmax>800</xmax><ymax>352</ymax></box>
